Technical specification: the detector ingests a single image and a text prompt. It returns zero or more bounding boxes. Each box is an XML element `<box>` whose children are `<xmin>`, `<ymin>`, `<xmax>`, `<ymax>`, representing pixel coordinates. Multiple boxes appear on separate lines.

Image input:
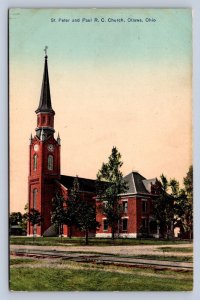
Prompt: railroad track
<box><xmin>10</xmin><ymin>248</ymin><xmax>193</xmax><ymax>271</ymax></box>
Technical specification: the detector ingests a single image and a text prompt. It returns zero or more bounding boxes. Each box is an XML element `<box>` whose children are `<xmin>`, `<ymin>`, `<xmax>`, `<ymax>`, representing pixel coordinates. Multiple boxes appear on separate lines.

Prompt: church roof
<box><xmin>59</xmin><ymin>172</ymin><xmax>157</xmax><ymax>195</ymax></box>
<box><xmin>60</xmin><ymin>175</ymin><xmax>97</xmax><ymax>193</ymax></box>
<box><xmin>35</xmin><ymin>55</ymin><xmax>55</xmax><ymax>114</ymax></box>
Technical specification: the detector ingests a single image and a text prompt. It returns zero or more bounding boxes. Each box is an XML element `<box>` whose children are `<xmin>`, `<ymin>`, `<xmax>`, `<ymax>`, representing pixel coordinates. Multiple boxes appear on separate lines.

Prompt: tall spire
<box><xmin>35</xmin><ymin>47</ymin><xmax>55</xmax><ymax>114</ymax></box>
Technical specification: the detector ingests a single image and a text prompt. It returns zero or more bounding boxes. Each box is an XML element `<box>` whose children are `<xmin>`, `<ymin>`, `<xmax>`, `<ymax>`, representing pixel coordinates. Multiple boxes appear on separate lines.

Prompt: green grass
<box><xmin>10</xmin><ymin>259</ymin><xmax>193</xmax><ymax>291</ymax></box>
<box><xmin>124</xmin><ymin>254</ymin><xmax>192</xmax><ymax>262</ymax></box>
<box><xmin>160</xmin><ymin>247</ymin><xmax>193</xmax><ymax>253</ymax></box>
<box><xmin>10</xmin><ymin>236</ymin><xmax>193</xmax><ymax>291</ymax></box>
<box><xmin>10</xmin><ymin>258</ymin><xmax>36</xmax><ymax>265</ymax></box>
<box><xmin>10</xmin><ymin>236</ymin><xmax>191</xmax><ymax>247</ymax></box>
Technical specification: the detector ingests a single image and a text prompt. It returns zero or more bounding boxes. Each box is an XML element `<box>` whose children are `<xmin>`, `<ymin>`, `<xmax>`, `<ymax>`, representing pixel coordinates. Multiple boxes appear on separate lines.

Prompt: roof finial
<box><xmin>57</xmin><ymin>132</ymin><xmax>61</xmax><ymax>145</ymax></box>
<box><xmin>40</xmin><ymin>128</ymin><xmax>46</xmax><ymax>141</ymax></box>
<box><xmin>29</xmin><ymin>133</ymin><xmax>33</xmax><ymax>144</ymax></box>
<box><xmin>44</xmin><ymin>46</ymin><xmax>48</xmax><ymax>58</ymax></box>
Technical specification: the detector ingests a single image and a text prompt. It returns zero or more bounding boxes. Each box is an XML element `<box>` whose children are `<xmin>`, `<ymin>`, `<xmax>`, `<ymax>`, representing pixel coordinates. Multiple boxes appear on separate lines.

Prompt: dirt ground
<box><xmin>10</xmin><ymin>243</ymin><xmax>192</xmax><ymax>257</ymax></box>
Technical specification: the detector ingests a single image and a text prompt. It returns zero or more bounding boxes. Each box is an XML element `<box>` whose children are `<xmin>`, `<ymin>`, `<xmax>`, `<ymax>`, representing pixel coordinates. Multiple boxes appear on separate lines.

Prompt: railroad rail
<box><xmin>10</xmin><ymin>248</ymin><xmax>193</xmax><ymax>271</ymax></box>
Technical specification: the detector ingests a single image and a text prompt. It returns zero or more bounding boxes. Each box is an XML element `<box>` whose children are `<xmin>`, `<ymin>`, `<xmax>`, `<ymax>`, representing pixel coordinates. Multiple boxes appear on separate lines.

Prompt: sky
<box><xmin>9</xmin><ymin>8</ymin><xmax>192</xmax><ymax>212</ymax></box>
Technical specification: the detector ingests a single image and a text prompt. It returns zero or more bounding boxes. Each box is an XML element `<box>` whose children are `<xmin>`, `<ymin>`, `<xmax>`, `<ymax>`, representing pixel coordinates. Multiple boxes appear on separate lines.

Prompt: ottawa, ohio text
<box><xmin>51</xmin><ymin>17</ymin><xmax>157</xmax><ymax>23</ymax></box>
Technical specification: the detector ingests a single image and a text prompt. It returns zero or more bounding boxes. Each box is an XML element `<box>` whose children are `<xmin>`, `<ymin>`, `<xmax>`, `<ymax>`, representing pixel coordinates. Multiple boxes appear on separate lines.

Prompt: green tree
<box><xmin>9</xmin><ymin>212</ymin><xmax>22</xmax><ymax>226</ymax></box>
<box><xmin>182</xmin><ymin>165</ymin><xmax>193</xmax><ymax>239</ymax></box>
<box><xmin>20</xmin><ymin>203</ymin><xmax>28</xmax><ymax>232</ymax></box>
<box><xmin>9</xmin><ymin>212</ymin><xmax>23</xmax><ymax>235</ymax></box>
<box><xmin>64</xmin><ymin>176</ymin><xmax>81</xmax><ymax>238</ymax></box>
<box><xmin>65</xmin><ymin>176</ymin><xmax>99</xmax><ymax>245</ymax></box>
<box><xmin>168</xmin><ymin>167</ymin><xmax>193</xmax><ymax>239</ymax></box>
<box><xmin>152</xmin><ymin>174</ymin><xmax>174</xmax><ymax>238</ymax></box>
<box><xmin>27</xmin><ymin>208</ymin><xmax>42</xmax><ymax>241</ymax></box>
<box><xmin>168</xmin><ymin>178</ymin><xmax>186</xmax><ymax>238</ymax></box>
<box><xmin>9</xmin><ymin>206</ymin><xmax>28</xmax><ymax>235</ymax></box>
<box><xmin>77</xmin><ymin>199</ymin><xmax>99</xmax><ymax>245</ymax></box>
<box><xmin>96</xmin><ymin>146</ymin><xmax>128</xmax><ymax>240</ymax></box>
<box><xmin>51</xmin><ymin>193</ymin><xmax>66</xmax><ymax>240</ymax></box>
<box><xmin>152</xmin><ymin>168</ymin><xmax>193</xmax><ymax>240</ymax></box>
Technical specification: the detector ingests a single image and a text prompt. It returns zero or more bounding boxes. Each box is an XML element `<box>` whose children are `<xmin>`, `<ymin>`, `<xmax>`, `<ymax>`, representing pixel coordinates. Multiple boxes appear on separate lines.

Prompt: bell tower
<box><xmin>28</xmin><ymin>49</ymin><xmax>61</xmax><ymax>236</ymax></box>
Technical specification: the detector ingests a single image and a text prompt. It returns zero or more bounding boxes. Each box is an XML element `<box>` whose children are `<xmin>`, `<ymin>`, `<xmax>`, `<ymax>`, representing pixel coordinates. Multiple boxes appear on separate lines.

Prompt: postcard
<box><xmin>9</xmin><ymin>8</ymin><xmax>193</xmax><ymax>291</ymax></box>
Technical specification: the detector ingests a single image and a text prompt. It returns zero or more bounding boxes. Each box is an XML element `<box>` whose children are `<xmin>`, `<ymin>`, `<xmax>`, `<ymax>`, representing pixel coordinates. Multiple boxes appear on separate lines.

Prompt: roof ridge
<box><xmin>61</xmin><ymin>174</ymin><xmax>96</xmax><ymax>181</ymax></box>
<box><xmin>123</xmin><ymin>171</ymin><xmax>132</xmax><ymax>178</ymax></box>
<box><xmin>143</xmin><ymin>177</ymin><xmax>157</xmax><ymax>182</ymax></box>
<box><xmin>132</xmin><ymin>172</ymin><xmax>137</xmax><ymax>193</ymax></box>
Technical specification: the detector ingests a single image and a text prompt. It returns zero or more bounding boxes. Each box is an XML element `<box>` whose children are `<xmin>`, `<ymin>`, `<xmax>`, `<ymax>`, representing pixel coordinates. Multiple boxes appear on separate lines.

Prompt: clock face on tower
<box><xmin>48</xmin><ymin>144</ymin><xmax>54</xmax><ymax>152</ymax></box>
<box><xmin>34</xmin><ymin>144</ymin><xmax>39</xmax><ymax>152</ymax></box>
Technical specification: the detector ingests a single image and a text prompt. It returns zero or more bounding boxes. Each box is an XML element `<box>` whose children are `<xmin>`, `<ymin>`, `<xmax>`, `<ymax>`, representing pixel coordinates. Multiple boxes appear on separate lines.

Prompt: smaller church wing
<box><xmin>59</xmin><ymin>175</ymin><xmax>97</xmax><ymax>193</ymax></box>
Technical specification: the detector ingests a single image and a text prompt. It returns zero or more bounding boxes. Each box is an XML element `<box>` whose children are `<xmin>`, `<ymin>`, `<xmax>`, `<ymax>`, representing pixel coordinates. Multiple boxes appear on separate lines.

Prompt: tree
<box><xmin>66</xmin><ymin>176</ymin><xmax>99</xmax><ymax>245</ymax></box>
<box><xmin>51</xmin><ymin>193</ymin><xmax>66</xmax><ymax>240</ymax></box>
<box><xmin>9</xmin><ymin>212</ymin><xmax>23</xmax><ymax>235</ymax></box>
<box><xmin>9</xmin><ymin>212</ymin><xmax>22</xmax><ymax>226</ymax></box>
<box><xmin>152</xmin><ymin>174</ymin><xmax>174</xmax><ymax>238</ymax></box>
<box><xmin>76</xmin><ymin>199</ymin><xmax>99</xmax><ymax>245</ymax></box>
<box><xmin>64</xmin><ymin>176</ymin><xmax>81</xmax><ymax>238</ymax></box>
<box><xmin>9</xmin><ymin>205</ymin><xmax>28</xmax><ymax>235</ymax></box>
<box><xmin>172</xmin><ymin>187</ymin><xmax>187</xmax><ymax>238</ymax></box>
<box><xmin>168</xmin><ymin>178</ymin><xmax>186</xmax><ymax>237</ymax></box>
<box><xmin>96</xmin><ymin>146</ymin><xmax>128</xmax><ymax>240</ymax></box>
<box><xmin>182</xmin><ymin>165</ymin><xmax>193</xmax><ymax>238</ymax></box>
<box><xmin>168</xmin><ymin>167</ymin><xmax>193</xmax><ymax>239</ymax></box>
<box><xmin>152</xmin><ymin>167</ymin><xmax>193</xmax><ymax>240</ymax></box>
<box><xmin>21</xmin><ymin>203</ymin><xmax>28</xmax><ymax>233</ymax></box>
<box><xmin>184</xmin><ymin>166</ymin><xmax>193</xmax><ymax>196</ymax></box>
<box><xmin>27</xmin><ymin>208</ymin><xmax>42</xmax><ymax>241</ymax></box>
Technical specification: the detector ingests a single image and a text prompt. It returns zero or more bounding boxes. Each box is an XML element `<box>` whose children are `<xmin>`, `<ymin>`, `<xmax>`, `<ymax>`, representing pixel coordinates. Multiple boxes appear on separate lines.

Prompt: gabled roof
<box><xmin>123</xmin><ymin>172</ymin><xmax>157</xmax><ymax>195</ymax></box>
<box><xmin>60</xmin><ymin>175</ymin><xmax>96</xmax><ymax>193</ymax></box>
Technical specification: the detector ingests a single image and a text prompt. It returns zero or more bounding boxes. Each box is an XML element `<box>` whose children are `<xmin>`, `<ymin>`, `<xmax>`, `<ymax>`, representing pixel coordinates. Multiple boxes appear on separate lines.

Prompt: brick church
<box><xmin>28</xmin><ymin>54</ymin><xmax>159</xmax><ymax>238</ymax></box>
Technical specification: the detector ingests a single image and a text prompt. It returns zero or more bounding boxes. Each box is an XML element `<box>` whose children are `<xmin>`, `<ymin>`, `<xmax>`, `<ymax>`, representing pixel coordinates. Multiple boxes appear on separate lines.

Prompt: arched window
<box><xmin>33</xmin><ymin>154</ymin><xmax>37</xmax><ymax>170</ymax></box>
<box><xmin>42</xmin><ymin>115</ymin><xmax>46</xmax><ymax>124</ymax></box>
<box><xmin>33</xmin><ymin>188</ymin><xmax>37</xmax><ymax>209</ymax></box>
<box><xmin>48</xmin><ymin>155</ymin><xmax>53</xmax><ymax>170</ymax></box>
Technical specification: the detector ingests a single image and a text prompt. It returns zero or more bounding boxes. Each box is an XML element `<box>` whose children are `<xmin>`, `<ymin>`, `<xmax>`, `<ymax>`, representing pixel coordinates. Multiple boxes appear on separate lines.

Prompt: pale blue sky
<box><xmin>10</xmin><ymin>8</ymin><xmax>192</xmax><ymax>68</ymax></box>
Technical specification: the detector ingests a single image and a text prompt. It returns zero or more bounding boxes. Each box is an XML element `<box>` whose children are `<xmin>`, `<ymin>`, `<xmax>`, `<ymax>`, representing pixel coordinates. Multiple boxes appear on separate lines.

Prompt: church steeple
<box><xmin>35</xmin><ymin>49</ymin><xmax>55</xmax><ymax>115</ymax></box>
<box><xmin>28</xmin><ymin>49</ymin><xmax>61</xmax><ymax>237</ymax></box>
<box><xmin>35</xmin><ymin>48</ymin><xmax>55</xmax><ymax>139</ymax></box>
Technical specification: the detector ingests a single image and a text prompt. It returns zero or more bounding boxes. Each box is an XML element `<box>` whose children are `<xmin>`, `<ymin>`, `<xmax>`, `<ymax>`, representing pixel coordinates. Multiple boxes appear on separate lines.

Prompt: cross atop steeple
<box><xmin>44</xmin><ymin>46</ymin><xmax>48</xmax><ymax>56</ymax></box>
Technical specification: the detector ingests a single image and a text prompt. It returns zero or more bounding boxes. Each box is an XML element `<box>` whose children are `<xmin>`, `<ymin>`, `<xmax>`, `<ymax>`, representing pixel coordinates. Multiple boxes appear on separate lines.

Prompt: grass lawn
<box><xmin>159</xmin><ymin>247</ymin><xmax>193</xmax><ymax>253</ymax></box>
<box><xmin>123</xmin><ymin>254</ymin><xmax>193</xmax><ymax>262</ymax></box>
<box><xmin>10</xmin><ymin>236</ymin><xmax>191</xmax><ymax>247</ymax></box>
<box><xmin>10</xmin><ymin>257</ymin><xmax>193</xmax><ymax>291</ymax></box>
<box><xmin>10</xmin><ymin>258</ymin><xmax>37</xmax><ymax>265</ymax></box>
